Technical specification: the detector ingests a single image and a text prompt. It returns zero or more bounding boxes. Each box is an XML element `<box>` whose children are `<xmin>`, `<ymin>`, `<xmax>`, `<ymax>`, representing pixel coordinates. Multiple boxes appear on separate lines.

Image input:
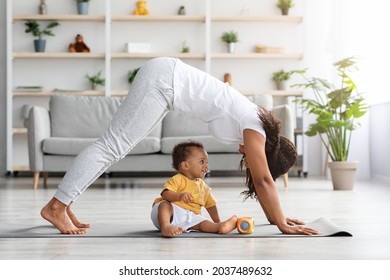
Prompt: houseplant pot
<box><xmin>227</xmin><ymin>42</ymin><xmax>236</xmax><ymax>53</ymax></box>
<box><xmin>76</xmin><ymin>0</ymin><xmax>90</xmax><ymax>15</ymax></box>
<box><xmin>277</xmin><ymin>0</ymin><xmax>295</xmax><ymax>16</ymax></box>
<box><xmin>328</xmin><ymin>161</ymin><xmax>358</xmax><ymax>190</ymax></box>
<box><xmin>33</xmin><ymin>39</ymin><xmax>46</xmax><ymax>52</ymax></box>
<box><xmin>293</xmin><ymin>57</ymin><xmax>369</xmax><ymax>190</ymax></box>
<box><xmin>24</xmin><ymin>20</ymin><xmax>60</xmax><ymax>52</ymax></box>
<box><xmin>221</xmin><ymin>31</ymin><xmax>239</xmax><ymax>53</ymax></box>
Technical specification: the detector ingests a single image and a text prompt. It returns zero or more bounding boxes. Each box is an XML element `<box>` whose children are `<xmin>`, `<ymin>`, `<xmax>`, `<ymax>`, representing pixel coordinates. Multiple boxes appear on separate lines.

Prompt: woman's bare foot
<box><xmin>160</xmin><ymin>225</ymin><xmax>184</xmax><ymax>237</ymax></box>
<box><xmin>219</xmin><ymin>215</ymin><xmax>238</xmax><ymax>234</ymax></box>
<box><xmin>41</xmin><ymin>198</ymin><xmax>87</xmax><ymax>234</ymax></box>
<box><xmin>67</xmin><ymin>203</ymin><xmax>91</xmax><ymax>229</ymax></box>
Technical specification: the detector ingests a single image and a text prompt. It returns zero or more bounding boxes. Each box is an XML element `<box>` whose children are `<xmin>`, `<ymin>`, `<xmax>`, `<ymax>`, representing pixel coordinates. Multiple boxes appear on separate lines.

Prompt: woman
<box><xmin>41</xmin><ymin>57</ymin><xmax>319</xmax><ymax>235</ymax></box>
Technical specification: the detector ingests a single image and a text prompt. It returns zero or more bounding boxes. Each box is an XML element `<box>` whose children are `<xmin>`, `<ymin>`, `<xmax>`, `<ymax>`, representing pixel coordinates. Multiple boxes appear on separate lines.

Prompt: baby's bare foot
<box><xmin>219</xmin><ymin>215</ymin><xmax>238</xmax><ymax>234</ymax></box>
<box><xmin>160</xmin><ymin>225</ymin><xmax>184</xmax><ymax>237</ymax></box>
<box><xmin>41</xmin><ymin>198</ymin><xmax>87</xmax><ymax>234</ymax></box>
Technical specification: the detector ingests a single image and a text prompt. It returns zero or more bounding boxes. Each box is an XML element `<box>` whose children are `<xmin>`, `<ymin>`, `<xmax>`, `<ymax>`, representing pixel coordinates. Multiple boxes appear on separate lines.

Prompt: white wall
<box><xmin>370</xmin><ymin>102</ymin><xmax>390</xmax><ymax>182</ymax></box>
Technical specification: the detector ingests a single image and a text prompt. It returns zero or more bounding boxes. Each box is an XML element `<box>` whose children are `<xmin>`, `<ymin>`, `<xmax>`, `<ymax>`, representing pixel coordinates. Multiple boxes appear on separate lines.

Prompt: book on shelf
<box><xmin>14</xmin><ymin>86</ymin><xmax>43</xmax><ymax>92</ymax></box>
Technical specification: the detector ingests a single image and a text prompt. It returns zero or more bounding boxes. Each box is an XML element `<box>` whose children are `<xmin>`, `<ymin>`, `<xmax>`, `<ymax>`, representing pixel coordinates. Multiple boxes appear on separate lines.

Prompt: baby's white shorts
<box><xmin>151</xmin><ymin>201</ymin><xmax>208</xmax><ymax>232</ymax></box>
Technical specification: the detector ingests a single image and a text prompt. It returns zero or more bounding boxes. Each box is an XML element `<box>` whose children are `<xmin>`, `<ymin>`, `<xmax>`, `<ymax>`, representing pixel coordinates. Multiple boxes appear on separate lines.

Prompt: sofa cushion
<box><xmin>42</xmin><ymin>136</ymin><xmax>161</xmax><ymax>156</ymax></box>
<box><xmin>50</xmin><ymin>94</ymin><xmax>124</xmax><ymax>138</ymax></box>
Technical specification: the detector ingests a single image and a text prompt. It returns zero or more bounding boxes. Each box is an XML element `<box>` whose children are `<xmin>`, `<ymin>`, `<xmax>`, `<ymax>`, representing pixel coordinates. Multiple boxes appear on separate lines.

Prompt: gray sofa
<box><xmin>27</xmin><ymin>94</ymin><xmax>294</xmax><ymax>189</ymax></box>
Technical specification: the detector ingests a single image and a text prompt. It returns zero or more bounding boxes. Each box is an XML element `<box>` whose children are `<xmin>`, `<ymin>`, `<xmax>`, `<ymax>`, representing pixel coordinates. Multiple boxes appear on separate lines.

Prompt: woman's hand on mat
<box><xmin>279</xmin><ymin>224</ymin><xmax>321</xmax><ymax>235</ymax></box>
<box><xmin>179</xmin><ymin>192</ymin><xmax>194</xmax><ymax>203</ymax></box>
<box><xmin>286</xmin><ymin>218</ymin><xmax>305</xmax><ymax>226</ymax></box>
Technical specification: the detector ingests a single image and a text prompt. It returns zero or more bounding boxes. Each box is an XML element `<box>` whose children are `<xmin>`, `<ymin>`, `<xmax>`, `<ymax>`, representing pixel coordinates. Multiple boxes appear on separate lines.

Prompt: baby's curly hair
<box><xmin>171</xmin><ymin>141</ymin><xmax>205</xmax><ymax>171</ymax></box>
<box><xmin>240</xmin><ymin>106</ymin><xmax>297</xmax><ymax>200</ymax></box>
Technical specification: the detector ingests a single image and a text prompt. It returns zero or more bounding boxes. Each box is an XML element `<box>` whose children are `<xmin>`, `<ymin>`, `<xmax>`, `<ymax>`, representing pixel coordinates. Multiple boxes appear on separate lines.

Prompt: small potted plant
<box><xmin>293</xmin><ymin>57</ymin><xmax>369</xmax><ymax>190</ymax></box>
<box><xmin>74</xmin><ymin>0</ymin><xmax>91</xmax><ymax>15</ymax></box>
<box><xmin>277</xmin><ymin>0</ymin><xmax>294</xmax><ymax>16</ymax></box>
<box><xmin>221</xmin><ymin>31</ymin><xmax>239</xmax><ymax>53</ymax></box>
<box><xmin>178</xmin><ymin>6</ymin><xmax>186</xmax><ymax>15</ymax></box>
<box><xmin>272</xmin><ymin>69</ymin><xmax>303</xmax><ymax>90</ymax></box>
<box><xmin>86</xmin><ymin>70</ymin><xmax>105</xmax><ymax>90</ymax></box>
<box><xmin>181</xmin><ymin>41</ymin><xmax>190</xmax><ymax>53</ymax></box>
<box><xmin>24</xmin><ymin>20</ymin><xmax>60</xmax><ymax>52</ymax></box>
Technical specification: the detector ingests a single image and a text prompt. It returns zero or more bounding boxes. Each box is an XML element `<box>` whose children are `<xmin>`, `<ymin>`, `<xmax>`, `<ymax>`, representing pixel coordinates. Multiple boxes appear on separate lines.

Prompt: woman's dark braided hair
<box><xmin>240</xmin><ymin>106</ymin><xmax>297</xmax><ymax>200</ymax></box>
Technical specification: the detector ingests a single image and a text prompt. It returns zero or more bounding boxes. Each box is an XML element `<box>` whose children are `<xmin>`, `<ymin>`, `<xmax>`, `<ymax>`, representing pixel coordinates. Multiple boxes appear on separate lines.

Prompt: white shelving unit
<box><xmin>6</xmin><ymin>0</ymin><xmax>304</xmax><ymax>173</ymax></box>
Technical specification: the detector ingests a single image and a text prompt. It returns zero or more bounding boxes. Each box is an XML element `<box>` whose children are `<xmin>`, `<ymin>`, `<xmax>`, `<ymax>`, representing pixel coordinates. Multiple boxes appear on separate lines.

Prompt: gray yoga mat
<box><xmin>0</xmin><ymin>217</ymin><xmax>351</xmax><ymax>238</ymax></box>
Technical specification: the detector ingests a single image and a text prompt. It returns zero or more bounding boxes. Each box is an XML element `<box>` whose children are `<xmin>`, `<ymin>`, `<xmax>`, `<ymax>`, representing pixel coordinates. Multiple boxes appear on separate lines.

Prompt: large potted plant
<box><xmin>24</xmin><ymin>20</ymin><xmax>60</xmax><ymax>52</ymax></box>
<box><xmin>221</xmin><ymin>31</ymin><xmax>239</xmax><ymax>53</ymax></box>
<box><xmin>293</xmin><ymin>57</ymin><xmax>369</xmax><ymax>190</ymax></box>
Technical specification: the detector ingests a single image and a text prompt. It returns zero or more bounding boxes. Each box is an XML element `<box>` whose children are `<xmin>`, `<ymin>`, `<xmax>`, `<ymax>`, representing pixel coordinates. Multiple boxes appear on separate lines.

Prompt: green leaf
<box><xmin>291</xmin><ymin>56</ymin><xmax>369</xmax><ymax>161</ymax></box>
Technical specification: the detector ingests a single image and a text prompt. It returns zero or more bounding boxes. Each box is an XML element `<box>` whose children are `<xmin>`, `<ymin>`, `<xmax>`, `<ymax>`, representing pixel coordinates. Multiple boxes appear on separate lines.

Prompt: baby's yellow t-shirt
<box><xmin>153</xmin><ymin>173</ymin><xmax>217</xmax><ymax>215</ymax></box>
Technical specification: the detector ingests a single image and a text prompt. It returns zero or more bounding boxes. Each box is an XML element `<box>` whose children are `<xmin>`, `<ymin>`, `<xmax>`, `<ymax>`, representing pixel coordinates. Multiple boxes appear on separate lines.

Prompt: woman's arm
<box><xmin>243</xmin><ymin>129</ymin><xmax>319</xmax><ymax>235</ymax></box>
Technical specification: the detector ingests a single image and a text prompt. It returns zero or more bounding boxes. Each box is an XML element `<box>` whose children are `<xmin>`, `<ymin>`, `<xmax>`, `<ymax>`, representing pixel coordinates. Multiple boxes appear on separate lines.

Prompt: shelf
<box><xmin>13</xmin><ymin>52</ymin><xmax>105</xmax><ymax>59</ymax></box>
<box><xmin>13</xmin><ymin>53</ymin><xmax>205</xmax><ymax>59</ymax></box>
<box><xmin>13</xmin><ymin>90</ymin><xmax>105</xmax><ymax>97</ymax></box>
<box><xmin>111</xmin><ymin>52</ymin><xmax>205</xmax><ymax>59</ymax></box>
<box><xmin>211</xmin><ymin>53</ymin><xmax>303</xmax><ymax>59</ymax></box>
<box><xmin>242</xmin><ymin>90</ymin><xmax>303</xmax><ymax>97</ymax></box>
<box><xmin>211</xmin><ymin>15</ymin><xmax>303</xmax><ymax>23</ymax></box>
<box><xmin>12</xmin><ymin>15</ymin><xmax>301</xmax><ymax>23</ymax></box>
<box><xmin>112</xmin><ymin>90</ymin><xmax>129</xmax><ymax>96</ymax></box>
<box><xmin>14</xmin><ymin>52</ymin><xmax>300</xmax><ymax>60</ymax></box>
<box><xmin>111</xmin><ymin>15</ymin><xmax>205</xmax><ymax>22</ymax></box>
<box><xmin>13</xmin><ymin>14</ymin><xmax>105</xmax><ymax>21</ymax></box>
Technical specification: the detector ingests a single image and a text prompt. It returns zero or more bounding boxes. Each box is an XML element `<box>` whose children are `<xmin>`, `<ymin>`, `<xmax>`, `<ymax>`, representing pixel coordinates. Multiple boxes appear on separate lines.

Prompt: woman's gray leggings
<box><xmin>54</xmin><ymin>57</ymin><xmax>176</xmax><ymax>205</ymax></box>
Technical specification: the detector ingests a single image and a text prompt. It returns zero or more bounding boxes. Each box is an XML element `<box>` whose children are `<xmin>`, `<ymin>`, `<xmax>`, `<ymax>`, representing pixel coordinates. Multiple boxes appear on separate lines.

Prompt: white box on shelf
<box><xmin>125</xmin><ymin>42</ymin><xmax>151</xmax><ymax>53</ymax></box>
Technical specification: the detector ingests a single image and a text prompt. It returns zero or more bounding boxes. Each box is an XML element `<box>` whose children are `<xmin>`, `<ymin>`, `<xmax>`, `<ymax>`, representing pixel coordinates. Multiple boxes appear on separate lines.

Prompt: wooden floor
<box><xmin>0</xmin><ymin>174</ymin><xmax>390</xmax><ymax>260</ymax></box>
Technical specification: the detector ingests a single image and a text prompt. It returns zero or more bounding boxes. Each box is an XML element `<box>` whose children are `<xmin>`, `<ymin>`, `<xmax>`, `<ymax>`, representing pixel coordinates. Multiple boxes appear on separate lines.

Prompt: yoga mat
<box><xmin>0</xmin><ymin>217</ymin><xmax>351</xmax><ymax>238</ymax></box>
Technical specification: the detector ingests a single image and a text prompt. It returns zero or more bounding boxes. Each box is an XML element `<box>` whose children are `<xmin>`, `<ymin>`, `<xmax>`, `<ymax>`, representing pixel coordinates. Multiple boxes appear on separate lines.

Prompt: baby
<box><xmin>151</xmin><ymin>141</ymin><xmax>238</xmax><ymax>237</ymax></box>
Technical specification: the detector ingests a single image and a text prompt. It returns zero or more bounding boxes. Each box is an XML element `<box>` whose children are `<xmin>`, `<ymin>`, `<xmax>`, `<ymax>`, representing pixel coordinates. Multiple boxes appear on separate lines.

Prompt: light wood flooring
<box><xmin>0</xmin><ymin>174</ymin><xmax>390</xmax><ymax>260</ymax></box>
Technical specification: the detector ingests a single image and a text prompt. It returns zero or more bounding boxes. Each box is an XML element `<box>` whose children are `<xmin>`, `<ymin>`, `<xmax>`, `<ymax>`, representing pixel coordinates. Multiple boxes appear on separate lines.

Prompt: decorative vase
<box><xmin>328</xmin><ymin>161</ymin><xmax>359</xmax><ymax>190</ymax></box>
<box><xmin>227</xmin><ymin>43</ymin><xmax>236</xmax><ymax>53</ymax></box>
<box><xmin>77</xmin><ymin>2</ymin><xmax>89</xmax><ymax>15</ymax></box>
<box><xmin>34</xmin><ymin>39</ymin><xmax>46</xmax><ymax>52</ymax></box>
<box><xmin>39</xmin><ymin>0</ymin><xmax>47</xmax><ymax>14</ymax></box>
